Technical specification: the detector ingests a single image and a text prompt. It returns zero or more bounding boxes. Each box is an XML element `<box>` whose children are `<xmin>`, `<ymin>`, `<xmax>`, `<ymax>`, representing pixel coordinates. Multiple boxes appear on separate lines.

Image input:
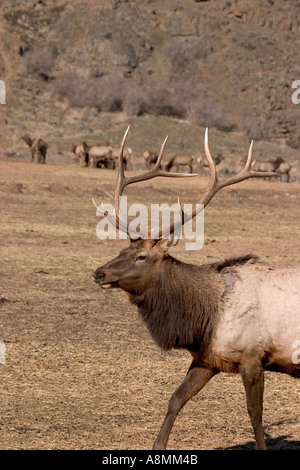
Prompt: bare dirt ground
<box><xmin>0</xmin><ymin>157</ymin><xmax>299</xmax><ymax>450</ymax></box>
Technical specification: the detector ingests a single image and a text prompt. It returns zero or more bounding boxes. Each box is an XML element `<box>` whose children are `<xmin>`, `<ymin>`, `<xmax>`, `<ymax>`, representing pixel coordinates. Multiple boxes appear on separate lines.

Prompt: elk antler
<box><xmin>99</xmin><ymin>126</ymin><xmax>198</xmax><ymax>238</ymax></box>
<box><xmin>151</xmin><ymin>128</ymin><xmax>280</xmax><ymax>239</ymax></box>
<box><xmin>95</xmin><ymin>127</ymin><xmax>280</xmax><ymax>241</ymax></box>
<box><xmin>195</xmin><ymin>127</ymin><xmax>279</xmax><ymax>208</ymax></box>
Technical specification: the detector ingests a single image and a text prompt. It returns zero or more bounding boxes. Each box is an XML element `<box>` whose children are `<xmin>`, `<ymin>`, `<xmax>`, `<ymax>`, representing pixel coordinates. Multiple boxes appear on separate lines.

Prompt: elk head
<box><xmin>94</xmin><ymin>237</ymin><xmax>179</xmax><ymax>292</ymax></box>
<box><xmin>94</xmin><ymin>126</ymin><xmax>279</xmax><ymax>293</ymax></box>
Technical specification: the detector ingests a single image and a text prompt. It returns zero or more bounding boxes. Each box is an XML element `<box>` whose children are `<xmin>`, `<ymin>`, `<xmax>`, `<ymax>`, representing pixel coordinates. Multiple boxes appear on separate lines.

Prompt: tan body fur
<box><xmin>209</xmin><ymin>264</ymin><xmax>300</xmax><ymax>374</ymax></box>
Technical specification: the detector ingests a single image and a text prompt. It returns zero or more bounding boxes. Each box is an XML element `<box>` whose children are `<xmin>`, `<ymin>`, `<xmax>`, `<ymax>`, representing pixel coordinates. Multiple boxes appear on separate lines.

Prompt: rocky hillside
<box><xmin>0</xmin><ymin>0</ymin><xmax>300</xmax><ymax>161</ymax></box>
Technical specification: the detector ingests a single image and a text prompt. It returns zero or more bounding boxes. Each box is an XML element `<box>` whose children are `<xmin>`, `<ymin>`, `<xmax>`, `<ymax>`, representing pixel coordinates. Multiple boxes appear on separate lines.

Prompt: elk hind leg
<box><xmin>153</xmin><ymin>362</ymin><xmax>217</xmax><ymax>450</ymax></box>
<box><xmin>240</xmin><ymin>363</ymin><xmax>266</xmax><ymax>450</ymax></box>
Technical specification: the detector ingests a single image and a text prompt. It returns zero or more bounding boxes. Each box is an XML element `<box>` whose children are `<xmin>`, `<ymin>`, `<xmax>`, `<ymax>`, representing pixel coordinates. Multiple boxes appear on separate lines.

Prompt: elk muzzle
<box><xmin>93</xmin><ymin>267</ymin><xmax>119</xmax><ymax>289</ymax></box>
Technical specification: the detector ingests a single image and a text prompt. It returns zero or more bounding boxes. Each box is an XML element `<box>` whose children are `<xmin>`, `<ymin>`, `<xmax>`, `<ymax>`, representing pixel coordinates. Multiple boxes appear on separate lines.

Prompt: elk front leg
<box><xmin>240</xmin><ymin>363</ymin><xmax>266</xmax><ymax>450</ymax></box>
<box><xmin>153</xmin><ymin>362</ymin><xmax>217</xmax><ymax>450</ymax></box>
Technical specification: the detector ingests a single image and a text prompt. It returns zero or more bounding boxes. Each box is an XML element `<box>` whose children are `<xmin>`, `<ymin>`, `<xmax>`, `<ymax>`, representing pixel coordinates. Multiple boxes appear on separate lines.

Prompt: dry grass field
<box><xmin>0</xmin><ymin>155</ymin><xmax>299</xmax><ymax>450</ymax></box>
<box><xmin>1</xmin><ymin>0</ymin><xmax>299</xmax><ymax>452</ymax></box>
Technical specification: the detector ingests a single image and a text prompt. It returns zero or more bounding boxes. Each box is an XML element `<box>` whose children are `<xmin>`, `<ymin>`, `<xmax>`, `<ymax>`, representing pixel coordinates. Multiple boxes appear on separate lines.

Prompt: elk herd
<box><xmin>72</xmin><ymin>141</ymin><xmax>133</xmax><ymax>170</ymax></box>
<box><xmin>20</xmin><ymin>133</ymin><xmax>293</xmax><ymax>182</ymax></box>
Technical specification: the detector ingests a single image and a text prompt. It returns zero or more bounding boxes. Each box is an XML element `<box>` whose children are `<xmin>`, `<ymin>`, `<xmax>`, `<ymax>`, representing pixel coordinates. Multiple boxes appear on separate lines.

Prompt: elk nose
<box><xmin>94</xmin><ymin>269</ymin><xmax>105</xmax><ymax>284</ymax></box>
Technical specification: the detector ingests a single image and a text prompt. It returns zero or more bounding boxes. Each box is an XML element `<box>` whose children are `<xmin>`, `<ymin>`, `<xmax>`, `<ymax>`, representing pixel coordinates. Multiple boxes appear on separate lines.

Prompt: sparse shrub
<box><xmin>54</xmin><ymin>66</ymin><xmax>234</xmax><ymax>129</ymax></box>
<box><xmin>54</xmin><ymin>68</ymin><xmax>186</xmax><ymax>119</ymax></box>
<box><xmin>144</xmin><ymin>86</ymin><xmax>185</xmax><ymax>118</ymax></box>
<box><xmin>239</xmin><ymin>112</ymin><xmax>274</xmax><ymax>141</ymax></box>
<box><xmin>163</xmin><ymin>37</ymin><xmax>210</xmax><ymax>74</ymax></box>
<box><xmin>55</xmin><ymin>71</ymin><xmax>88</xmax><ymax>108</ymax></box>
<box><xmin>55</xmin><ymin>71</ymin><xmax>126</xmax><ymax>111</ymax></box>
<box><xmin>286</xmin><ymin>136</ymin><xmax>300</xmax><ymax>149</ymax></box>
<box><xmin>123</xmin><ymin>84</ymin><xmax>185</xmax><ymax>118</ymax></box>
<box><xmin>122</xmin><ymin>81</ymin><xmax>149</xmax><ymax>116</ymax></box>
<box><xmin>92</xmin><ymin>74</ymin><xmax>124</xmax><ymax>112</ymax></box>
<box><xmin>240</xmin><ymin>117</ymin><xmax>266</xmax><ymax>140</ymax></box>
<box><xmin>23</xmin><ymin>46</ymin><xmax>56</xmax><ymax>74</ymax></box>
<box><xmin>178</xmin><ymin>79</ymin><xmax>235</xmax><ymax>131</ymax></box>
<box><xmin>188</xmin><ymin>101</ymin><xmax>236</xmax><ymax>132</ymax></box>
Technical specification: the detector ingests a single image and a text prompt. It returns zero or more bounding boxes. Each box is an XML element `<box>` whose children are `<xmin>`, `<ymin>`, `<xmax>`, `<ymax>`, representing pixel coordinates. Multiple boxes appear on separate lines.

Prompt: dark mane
<box><xmin>130</xmin><ymin>256</ymin><xmax>224</xmax><ymax>354</ymax></box>
<box><xmin>129</xmin><ymin>255</ymin><xmax>259</xmax><ymax>354</ymax></box>
<box><xmin>212</xmin><ymin>254</ymin><xmax>259</xmax><ymax>272</ymax></box>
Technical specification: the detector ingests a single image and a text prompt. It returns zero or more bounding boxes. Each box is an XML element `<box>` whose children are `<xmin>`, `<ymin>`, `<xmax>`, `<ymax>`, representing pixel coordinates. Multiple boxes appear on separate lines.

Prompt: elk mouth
<box><xmin>93</xmin><ymin>270</ymin><xmax>119</xmax><ymax>289</ymax></box>
<box><xmin>99</xmin><ymin>281</ymin><xmax>119</xmax><ymax>290</ymax></box>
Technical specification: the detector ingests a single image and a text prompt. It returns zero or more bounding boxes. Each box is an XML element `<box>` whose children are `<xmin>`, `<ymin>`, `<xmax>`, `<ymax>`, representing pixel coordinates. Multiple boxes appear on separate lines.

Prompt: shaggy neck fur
<box><xmin>129</xmin><ymin>256</ymin><xmax>225</xmax><ymax>353</ymax></box>
<box><xmin>129</xmin><ymin>254</ymin><xmax>258</xmax><ymax>354</ymax></box>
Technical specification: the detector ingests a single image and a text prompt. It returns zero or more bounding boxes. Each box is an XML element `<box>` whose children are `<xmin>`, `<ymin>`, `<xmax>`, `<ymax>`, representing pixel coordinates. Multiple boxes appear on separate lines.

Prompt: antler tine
<box><xmin>152</xmin><ymin>135</ymin><xmax>168</xmax><ymax>171</ymax></box>
<box><xmin>245</xmin><ymin>139</ymin><xmax>253</xmax><ymax>171</ymax></box>
<box><xmin>113</xmin><ymin>125</ymin><xmax>131</xmax><ymax>235</ymax></box>
<box><xmin>191</xmin><ymin>127</ymin><xmax>220</xmax><ymax>209</ymax></box>
<box><xmin>204</xmin><ymin>127</ymin><xmax>217</xmax><ymax>186</ymax></box>
<box><xmin>114</xmin><ymin>125</ymin><xmax>130</xmax><ymax>205</ymax></box>
<box><xmin>118</xmin><ymin>124</ymin><xmax>131</xmax><ymax>178</ymax></box>
<box><xmin>153</xmin><ymin>129</ymin><xmax>216</xmax><ymax>239</ymax></box>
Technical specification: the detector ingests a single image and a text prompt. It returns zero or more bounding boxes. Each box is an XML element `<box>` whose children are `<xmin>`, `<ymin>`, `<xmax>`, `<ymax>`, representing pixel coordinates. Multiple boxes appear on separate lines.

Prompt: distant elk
<box><xmin>72</xmin><ymin>143</ymin><xmax>132</xmax><ymax>170</ymax></box>
<box><xmin>111</xmin><ymin>146</ymin><xmax>133</xmax><ymax>171</ymax></box>
<box><xmin>72</xmin><ymin>142</ymin><xmax>89</xmax><ymax>167</ymax></box>
<box><xmin>94</xmin><ymin>127</ymin><xmax>299</xmax><ymax>450</ymax></box>
<box><xmin>251</xmin><ymin>156</ymin><xmax>291</xmax><ymax>182</ymax></box>
<box><xmin>276</xmin><ymin>161</ymin><xmax>292</xmax><ymax>182</ymax></box>
<box><xmin>165</xmin><ymin>154</ymin><xmax>194</xmax><ymax>173</ymax></box>
<box><xmin>21</xmin><ymin>134</ymin><xmax>48</xmax><ymax>164</ymax></box>
<box><xmin>87</xmin><ymin>144</ymin><xmax>114</xmax><ymax>169</ymax></box>
<box><xmin>196</xmin><ymin>152</ymin><xmax>224</xmax><ymax>172</ymax></box>
<box><xmin>143</xmin><ymin>150</ymin><xmax>159</xmax><ymax>169</ymax></box>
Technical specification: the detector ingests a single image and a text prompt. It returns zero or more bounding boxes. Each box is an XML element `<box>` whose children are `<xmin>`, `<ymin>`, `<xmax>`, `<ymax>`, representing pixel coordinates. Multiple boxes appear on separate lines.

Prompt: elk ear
<box><xmin>155</xmin><ymin>234</ymin><xmax>179</xmax><ymax>254</ymax></box>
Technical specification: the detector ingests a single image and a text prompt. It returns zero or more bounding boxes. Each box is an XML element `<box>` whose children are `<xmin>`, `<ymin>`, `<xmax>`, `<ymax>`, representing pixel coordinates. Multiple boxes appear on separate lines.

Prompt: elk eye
<box><xmin>136</xmin><ymin>255</ymin><xmax>147</xmax><ymax>262</ymax></box>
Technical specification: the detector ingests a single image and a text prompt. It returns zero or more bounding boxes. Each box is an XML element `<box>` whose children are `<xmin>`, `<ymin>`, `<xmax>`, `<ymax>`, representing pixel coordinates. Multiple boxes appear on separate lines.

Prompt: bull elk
<box><xmin>94</xmin><ymin>127</ymin><xmax>300</xmax><ymax>450</ymax></box>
